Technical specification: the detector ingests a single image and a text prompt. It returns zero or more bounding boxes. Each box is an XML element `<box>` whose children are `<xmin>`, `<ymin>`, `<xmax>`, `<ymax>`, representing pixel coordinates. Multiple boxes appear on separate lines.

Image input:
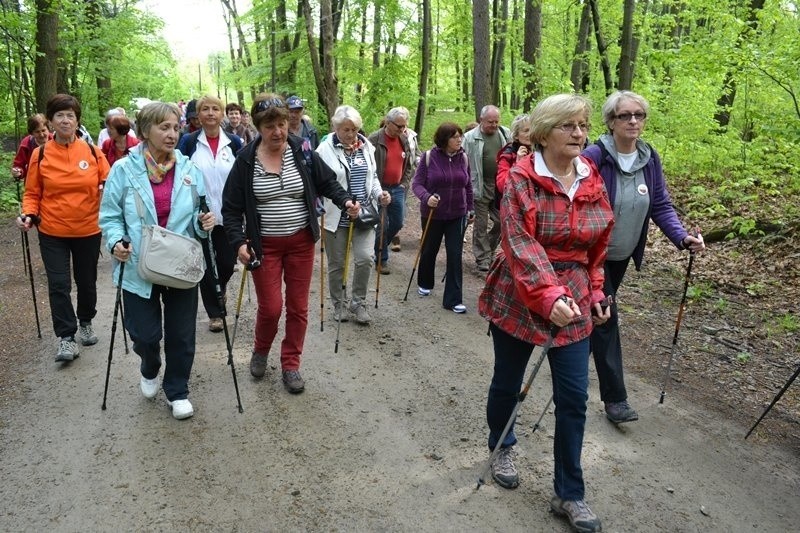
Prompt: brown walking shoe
<box><xmin>249</xmin><ymin>352</ymin><xmax>268</xmax><ymax>378</ymax></box>
<box><xmin>282</xmin><ymin>370</ymin><xmax>305</xmax><ymax>394</ymax></box>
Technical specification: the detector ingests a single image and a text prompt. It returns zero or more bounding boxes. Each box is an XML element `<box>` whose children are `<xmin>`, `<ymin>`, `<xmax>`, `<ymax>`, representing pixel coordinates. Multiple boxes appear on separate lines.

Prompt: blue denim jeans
<box><xmin>123</xmin><ymin>285</ymin><xmax>198</xmax><ymax>401</ymax></box>
<box><xmin>486</xmin><ymin>323</ymin><xmax>590</xmax><ymax>501</ymax></box>
<box><xmin>374</xmin><ymin>185</ymin><xmax>406</xmax><ymax>264</ymax></box>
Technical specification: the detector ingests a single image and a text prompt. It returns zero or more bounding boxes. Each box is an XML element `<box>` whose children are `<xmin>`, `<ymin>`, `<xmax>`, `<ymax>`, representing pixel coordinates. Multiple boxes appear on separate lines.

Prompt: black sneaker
<box><xmin>282</xmin><ymin>370</ymin><xmax>305</xmax><ymax>394</ymax></box>
<box><xmin>605</xmin><ymin>400</ymin><xmax>639</xmax><ymax>424</ymax></box>
<box><xmin>550</xmin><ymin>496</ymin><xmax>602</xmax><ymax>532</ymax></box>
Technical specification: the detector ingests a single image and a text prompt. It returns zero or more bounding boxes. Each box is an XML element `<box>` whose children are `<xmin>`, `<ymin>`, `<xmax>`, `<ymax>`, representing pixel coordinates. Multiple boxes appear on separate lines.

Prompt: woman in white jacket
<box><xmin>316</xmin><ymin>105</ymin><xmax>390</xmax><ymax>324</ymax></box>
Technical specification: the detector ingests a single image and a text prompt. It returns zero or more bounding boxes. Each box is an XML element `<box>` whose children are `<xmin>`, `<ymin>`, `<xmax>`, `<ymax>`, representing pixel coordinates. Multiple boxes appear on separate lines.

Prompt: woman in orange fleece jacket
<box><xmin>18</xmin><ymin>94</ymin><xmax>110</xmax><ymax>363</ymax></box>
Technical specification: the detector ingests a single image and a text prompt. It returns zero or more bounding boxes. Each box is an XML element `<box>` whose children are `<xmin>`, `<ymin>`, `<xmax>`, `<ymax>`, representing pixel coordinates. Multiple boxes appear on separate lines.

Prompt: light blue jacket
<box><xmin>99</xmin><ymin>144</ymin><xmax>207</xmax><ymax>298</ymax></box>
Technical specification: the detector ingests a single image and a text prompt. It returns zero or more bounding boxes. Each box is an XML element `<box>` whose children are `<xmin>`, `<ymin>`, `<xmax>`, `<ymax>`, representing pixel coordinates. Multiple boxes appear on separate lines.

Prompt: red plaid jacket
<box><xmin>478</xmin><ymin>152</ymin><xmax>614</xmax><ymax>347</ymax></box>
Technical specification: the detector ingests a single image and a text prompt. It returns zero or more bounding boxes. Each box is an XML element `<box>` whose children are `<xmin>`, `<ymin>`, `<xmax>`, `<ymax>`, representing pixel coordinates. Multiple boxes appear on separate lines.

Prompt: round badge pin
<box><xmin>637</xmin><ymin>184</ymin><xmax>648</xmax><ymax>195</ymax></box>
<box><xmin>78</xmin><ymin>160</ymin><xmax>89</xmax><ymax>170</ymax></box>
<box><xmin>183</xmin><ymin>176</ymin><xmax>192</xmax><ymax>186</ymax></box>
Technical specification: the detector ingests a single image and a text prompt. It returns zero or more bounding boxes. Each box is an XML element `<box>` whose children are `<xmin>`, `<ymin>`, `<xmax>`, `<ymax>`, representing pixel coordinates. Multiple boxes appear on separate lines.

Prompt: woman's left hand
<box><xmin>683</xmin><ymin>233</ymin><xmax>705</xmax><ymax>253</ymax></box>
<box><xmin>199</xmin><ymin>212</ymin><xmax>216</xmax><ymax>231</ymax></box>
<box><xmin>345</xmin><ymin>200</ymin><xmax>361</xmax><ymax>218</ymax></box>
<box><xmin>517</xmin><ymin>145</ymin><xmax>530</xmax><ymax>157</ymax></box>
<box><xmin>380</xmin><ymin>191</ymin><xmax>392</xmax><ymax>206</ymax></box>
<box><xmin>591</xmin><ymin>301</ymin><xmax>611</xmax><ymax>325</ymax></box>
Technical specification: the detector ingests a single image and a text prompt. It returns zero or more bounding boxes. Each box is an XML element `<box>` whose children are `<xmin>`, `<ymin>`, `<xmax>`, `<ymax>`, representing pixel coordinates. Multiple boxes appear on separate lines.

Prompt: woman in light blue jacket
<box><xmin>99</xmin><ymin>102</ymin><xmax>215</xmax><ymax>421</ymax></box>
<box><xmin>316</xmin><ymin>105</ymin><xmax>390</xmax><ymax>324</ymax></box>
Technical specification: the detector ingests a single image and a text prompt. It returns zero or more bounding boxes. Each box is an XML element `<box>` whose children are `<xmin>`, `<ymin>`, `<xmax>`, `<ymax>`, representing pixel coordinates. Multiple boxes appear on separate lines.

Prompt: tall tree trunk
<box><xmin>472</xmin><ymin>0</ymin><xmax>491</xmax><ymax>118</ymax></box>
<box><xmin>617</xmin><ymin>0</ymin><xmax>635</xmax><ymax>90</ymax></box>
<box><xmin>509</xmin><ymin>0</ymin><xmax>520</xmax><ymax>109</ymax></box>
<box><xmin>221</xmin><ymin>6</ymin><xmax>245</xmax><ymax>104</ymax></box>
<box><xmin>415</xmin><ymin>0</ymin><xmax>431</xmax><ymax>135</ymax></box>
<box><xmin>34</xmin><ymin>0</ymin><xmax>58</xmax><ymax>111</ymax></box>
<box><xmin>570</xmin><ymin>0</ymin><xmax>592</xmax><ymax>93</ymax></box>
<box><xmin>372</xmin><ymin>3</ymin><xmax>382</xmax><ymax>69</ymax></box>
<box><xmin>714</xmin><ymin>0</ymin><xmax>765</xmax><ymax>128</ymax></box>
<box><xmin>588</xmin><ymin>0</ymin><xmax>613</xmax><ymax>94</ymax></box>
<box><xmin>301</xmin><ymin>0</ymin><xmax>338</xmax><ymax>118</ymax></box>
<box><xmin>86</xmin><ymin>0</ymin><xmax>112</xmax><ymax>120</ymax></box>
<box><xmin>490</xmin><ymin>0</ymin><xmax>508</xmax><ymax>105</ymax></box>
<box><xmin>522</xmin><ymin>0</ymin><xmax>542</xmax><ymax>110</ymax></box>
<box><xmin>220</xmin><ymin>0</ymin><xmax>256</xmax><ymax>100</ymax></box>
<box><xmin>355</xmin><ymin>0</ymin><xmax>368</xmax><ymax>100</ymax></box>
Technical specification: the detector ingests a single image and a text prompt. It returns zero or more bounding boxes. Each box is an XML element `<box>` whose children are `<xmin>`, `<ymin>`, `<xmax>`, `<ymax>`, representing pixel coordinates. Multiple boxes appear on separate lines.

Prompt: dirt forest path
<box><xmin>0</xmin><ymin>215</ymin><xmax>798</xmax><ymax>532</ymax></box>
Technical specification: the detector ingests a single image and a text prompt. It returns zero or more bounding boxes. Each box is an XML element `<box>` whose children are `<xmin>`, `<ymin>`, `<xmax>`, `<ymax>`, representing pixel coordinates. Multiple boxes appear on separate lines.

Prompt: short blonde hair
<box><xmin>196</xmin><ymin>95</ymin><xmax>224</xmax><ymax>114</ymax></box>
<box><xmin>529</xmin><ymin>94</ymin><xmax>592</xmax><ymax>150</ymax></box>
<box><xmin>135</xmin><ymin>102</ymin><xmax>181</xmax><ymax>140</ymax></box>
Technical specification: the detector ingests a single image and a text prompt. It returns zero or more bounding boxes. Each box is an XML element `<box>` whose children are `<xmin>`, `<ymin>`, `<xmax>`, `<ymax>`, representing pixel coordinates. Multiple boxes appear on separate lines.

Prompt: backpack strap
<box><xmin>179</xmin><ymin>130</ymin><xmax>202</xmax><ymax>158</ymax></box>
<box><xmin>37</xmin><ymin>144</ymin><xmax>45</xmax><ymax>169</ymax></box>
<box><xmin>37</xmin><ymin>139</ymin><xmax>99</xmax><ymax>169</ymax></box>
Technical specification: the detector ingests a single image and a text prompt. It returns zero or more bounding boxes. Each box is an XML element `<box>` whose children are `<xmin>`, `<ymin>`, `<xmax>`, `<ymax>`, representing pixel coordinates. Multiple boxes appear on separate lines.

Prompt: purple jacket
<box><xmin>412</xmin><ymin>147</ymin><xmax>474</xmax><ymax>220</ymax></box>
<box><xmin>582</xmin><ymin>142</ymin><xmax>687</xmax><ymax>270</ymax></box>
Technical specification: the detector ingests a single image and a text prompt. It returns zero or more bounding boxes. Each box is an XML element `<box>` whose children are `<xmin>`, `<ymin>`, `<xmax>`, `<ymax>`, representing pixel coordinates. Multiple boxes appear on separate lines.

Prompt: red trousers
<box><xmin>251</xmin><ymin>228</ymin><xmax>315</xmax><ymax>371</ymax></box>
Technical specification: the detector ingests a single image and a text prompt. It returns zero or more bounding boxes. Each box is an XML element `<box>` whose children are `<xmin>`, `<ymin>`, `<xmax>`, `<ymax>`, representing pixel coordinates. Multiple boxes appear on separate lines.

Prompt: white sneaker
<box><xmin>140</xmin><ymin>376</ymin><xmax>159</xmax><ymax>399</ymax></box>
<box><xmin>168</xmin><ymin>399</ymin><xmax>194</xmax><ymax>420</ymax></box>
<box><xmin>418</xmin><ymin>287</ymin><xmax>431</xmax><ymax>296</ymax></box>
<box><xmin>452</xmin><ymin>304</ymin><xmax>467</xmax><ymax>314</ymax></box>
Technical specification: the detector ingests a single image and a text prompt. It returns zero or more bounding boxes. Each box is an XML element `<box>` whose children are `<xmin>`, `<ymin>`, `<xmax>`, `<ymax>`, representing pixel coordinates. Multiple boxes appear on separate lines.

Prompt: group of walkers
<box><xmin>12</xmin><ymin>88</ymin><xmax>704</xmax><ymax>532</ymax></box>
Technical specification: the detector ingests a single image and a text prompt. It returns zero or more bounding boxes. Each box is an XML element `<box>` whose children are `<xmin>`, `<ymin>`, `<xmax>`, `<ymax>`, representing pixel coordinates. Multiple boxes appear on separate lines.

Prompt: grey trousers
<box><xmin>325</xmin><ymin>224</ymin><xmax>375</xmax><ymax>307</ymax></box>
<box><xmin>472</xmin><ymin>196</ymin><xmax>501</xmax><ymax>267</ymax></box>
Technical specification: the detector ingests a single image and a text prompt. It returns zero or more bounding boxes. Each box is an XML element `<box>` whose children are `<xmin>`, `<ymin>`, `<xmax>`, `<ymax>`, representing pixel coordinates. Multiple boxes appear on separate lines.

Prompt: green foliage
<box><xmin>687</xmin><ymin>280</ymin><xmax>714</xmax><ymax>301</ymax></box>
<box><xmin>777</xmin><ymin>313</ymin><xmax>800</xmax><ymax>333</ymax></box>
<box><xmin>736</xmin><ymin>351</ymin><xmax>752</xmax><ymax>364</ymax></box>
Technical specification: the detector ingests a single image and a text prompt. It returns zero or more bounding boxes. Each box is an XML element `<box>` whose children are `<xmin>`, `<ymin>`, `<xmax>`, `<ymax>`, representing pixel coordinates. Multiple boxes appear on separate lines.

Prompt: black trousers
<box><xmin>123</xmin><ymin>285</ymin><xmax>198</xmax><ymax>401</ymax></box>
<box><xmin>590</xmin><ymin>258</ymin><xmax>631</xmax><ymax>403</ymax></box>
<box><xmin>199</xmin><ymin>225</ymin><xmax>236</xmax><ymax>319</ymax></box>
<box><xmin>417</xmin><ymin>216</ymin><xmax>465</xmax><ymax>309</ymax></box>
<box><xmin>38</xmin><ymin>231</ymin><xmax>100</xmax><ymax>339</ymax></box>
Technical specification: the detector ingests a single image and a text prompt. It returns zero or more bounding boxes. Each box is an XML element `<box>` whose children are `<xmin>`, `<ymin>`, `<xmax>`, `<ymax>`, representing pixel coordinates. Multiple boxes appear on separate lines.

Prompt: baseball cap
<box><xmin>286</xmin><ymin>96</ymin><xmax>304</xmax><ymax>109</ymax></box>
<box><xmin>185</xmin><ymin>99</ymin><xmax>198</xmax><ymax>119</ymax></box>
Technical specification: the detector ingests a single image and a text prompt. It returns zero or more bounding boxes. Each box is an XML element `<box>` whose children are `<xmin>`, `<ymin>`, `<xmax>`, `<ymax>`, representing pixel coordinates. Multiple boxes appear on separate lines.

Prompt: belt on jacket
<box><xmin>551</xmin><ymin>261</ymin><xmax>583</xmax><ymax>271</ymax></box>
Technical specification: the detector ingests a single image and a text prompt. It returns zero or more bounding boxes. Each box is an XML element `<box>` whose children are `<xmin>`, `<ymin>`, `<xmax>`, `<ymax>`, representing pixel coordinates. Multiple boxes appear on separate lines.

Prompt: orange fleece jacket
<box><xmin>23</xmin><ymin>139</ymin><xmax>110</xmax><ymax>237</ymax></box>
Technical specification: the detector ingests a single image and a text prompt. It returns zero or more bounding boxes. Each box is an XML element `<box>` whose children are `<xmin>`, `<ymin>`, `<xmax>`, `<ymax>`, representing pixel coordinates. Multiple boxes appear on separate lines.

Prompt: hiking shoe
<box><xmin>452</xmin><ymin>304</ymin><xmax>467</xmax><ymax>314</ymax></box>
<box><xmin>140</xmin><ymin>376</ymin><xmax>159</xmax><ymax>399</ymax></box>
<box><xmin>550</xmin><ymin>496</ymin><xmax>602</xmax><ymax>532</ymax></box>
<box><xmin>282</xmin><ymin>370</ymin><xmax>305</xmax><ymax>394</ymax></box>
<box><xmin>249</xmin><ymin>352</ymin><xmax>268</xmax><ymax>378</ymax></box>
<box><xmin>350</xmin><ymin>302</ymin><xmax>371</xmax><ymax>325</ymax></box>
<box><xmin>55</xmin><ymin>337</ymin><xmax>80</xmax><ymax>362</ymax></box>
<box><xmin>418</xmin><ymin>287</ymin><xmax>431</xmax><ymax>296</ymax></box>
<box><xmin>391</xmin><ymin>237</ymin><xmax>401</xmax><ymax>252</ymax></box>
<box><xmin>605</xmin><ymin>400</ymin><xmax>639</xmax><ymax>424</ymax></box>
<box><xmin>333</xmin><ymin>303</ymin><xmax>349</xmax><ymax>322</ymax></box>
<box><xmin>477</xmin><ymin>263</ymin><xmax>490</xmax><ymax>272</ymax></box>
<box><xmin>376</xmin><ymin>263</ymin><xmax>390</xmax><ymax>275</ymax></box>
<box><xmin>168</xmin><ymin>399</ymin><xmax>194</xmax><ymax>420</ymax></box>
<box><xmin>491</xmin><ymin>446</ymin><xmax>519</xmax><ymax>489</ymax></box>
<box><xmin>79</xmin><ymin>322</ymin><xmax>98</xmax><ymax>346</ymax></box>
<box><xmin>209</xmin><ymin>318</ymin><xmax>224</xmax><ymax>332</ymax></box>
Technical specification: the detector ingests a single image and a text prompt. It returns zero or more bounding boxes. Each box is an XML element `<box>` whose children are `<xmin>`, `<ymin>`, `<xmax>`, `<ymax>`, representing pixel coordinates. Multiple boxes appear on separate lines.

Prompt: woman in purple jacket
<box><xmin>412</xmin><ymin>122</ymin><xmax>475</xmax><ymax>313</ymax></box>
<box><xmin>582</xmin><ymin>91</ymin><xmax>705</xmax><ymax>424</ymax></box>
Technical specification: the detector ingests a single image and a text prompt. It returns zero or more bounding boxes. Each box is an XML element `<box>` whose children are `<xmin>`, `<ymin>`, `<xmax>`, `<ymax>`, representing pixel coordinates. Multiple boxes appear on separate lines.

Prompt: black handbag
<box><xmin>355</xmin><ymin>191</ymin><xmax>381</xmax><ymax>229</ymax></box>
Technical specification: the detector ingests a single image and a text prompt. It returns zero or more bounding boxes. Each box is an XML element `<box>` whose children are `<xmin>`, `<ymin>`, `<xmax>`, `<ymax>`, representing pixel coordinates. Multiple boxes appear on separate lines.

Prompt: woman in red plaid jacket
<box><xmin>478</xmin><ymin>94</ymin><xmax>613</xmax><ymax>533</ymax></box>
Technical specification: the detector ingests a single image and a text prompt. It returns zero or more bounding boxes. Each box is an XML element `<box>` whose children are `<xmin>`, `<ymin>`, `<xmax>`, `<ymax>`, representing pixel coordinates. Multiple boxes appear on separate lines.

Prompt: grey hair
<box><xmin>479</xmin><ymin>105</ymin><xmax>500</xmax><ymax>119</ymax></box>
<box><xmin>602</xmin><ymin>91</ymin><xmax>650</xmax><ymax>130</ymax></box>
<box><xmin>135</xmin><ymin>101</ymin><xmax>181</xmax><ymax>141</ymax></box>
<box><xmin>528</xmin><ymin>94</ymin><xmax>592</xmax><ymax>150</ymax></box>
<box><xmin>331</xmin><ymin>105</ymin><xmax>363</xmax><ymax>130</ymax></box>
<box><xmin>509</xmin><ymin>114</ymin><xmax>529</xmax><ymax>141</ymax></box>
<box><xmin>385</xmin><ymin>106</ymin><xmax>410</xmax><ymax>123</ymax></box>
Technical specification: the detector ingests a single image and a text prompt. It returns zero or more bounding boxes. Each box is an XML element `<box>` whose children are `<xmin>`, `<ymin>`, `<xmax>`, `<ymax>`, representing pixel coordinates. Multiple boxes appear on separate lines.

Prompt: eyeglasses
<box><xmin>615</xmin><ymin>112</ymin><xmax>647</xmax><ymax>122</ymax></box>
<box><xmin>390</xmin><ymin>121</ymin><xmax>408</xmax><ymax>130</ymax></box>
<box><xmin>254</xmin><ymin>97</ymin><xmax>285</xmax><ymax>113</ymax></box>
<box><xmin>554</xmin><ymin>122</ymin><xmax>590</xmax><ymax>134</ymax></box>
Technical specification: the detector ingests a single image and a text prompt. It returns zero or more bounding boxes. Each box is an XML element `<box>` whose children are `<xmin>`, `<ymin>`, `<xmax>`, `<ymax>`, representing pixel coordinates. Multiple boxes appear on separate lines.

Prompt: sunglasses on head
<box><xmin>254</xmin><ymin>98</ymin><xmax>286</xmax><ymax>113</ymax></box>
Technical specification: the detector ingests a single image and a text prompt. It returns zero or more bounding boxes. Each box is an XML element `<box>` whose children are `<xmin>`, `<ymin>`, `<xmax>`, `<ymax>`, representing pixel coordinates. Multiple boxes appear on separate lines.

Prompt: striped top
<box><xmin>339</xmin><ymin>146</ymin><xmax>369</xmax><ymax>227</ymax></box>
<box><xmin>253</xmin><ymin>147</ymin><xmax>309</xmax><ymax>236</ymax></box>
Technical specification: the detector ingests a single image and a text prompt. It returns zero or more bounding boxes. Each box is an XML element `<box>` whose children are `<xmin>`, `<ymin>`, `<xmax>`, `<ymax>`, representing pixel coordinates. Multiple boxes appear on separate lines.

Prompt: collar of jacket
<box><xmin>513</xmin><ymin>153</ymin><xmax>606</xmax><ymax>200</ymax></box>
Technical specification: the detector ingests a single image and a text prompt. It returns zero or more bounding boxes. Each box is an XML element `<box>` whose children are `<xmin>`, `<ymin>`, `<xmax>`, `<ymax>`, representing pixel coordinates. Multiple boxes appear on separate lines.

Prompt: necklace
<box><xmin>551</xmin><ymin>167</ymin><xmax>574</xmax><ymax>180</ymax></box>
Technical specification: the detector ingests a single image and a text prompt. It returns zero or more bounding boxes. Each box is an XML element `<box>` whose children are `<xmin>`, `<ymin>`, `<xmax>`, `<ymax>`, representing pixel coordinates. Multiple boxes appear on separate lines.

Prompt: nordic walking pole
<box><xmin>102</xmin><ymin>236</ymin><xmax>130</xmax><ymax>410</ymax></box>
<box><xmin>659</xmin><ymin>249</ymin><xmax>696</xmax><ymax>404</ymax></box>
<box><xmin>531</xmin><ymin>396</ymin><xmax>553</xmax><ymax>433</ymax></box>
<box><xmin>375</xmin><ymin>206</ymin><xmax>386</xmax><ymax>308</ymax></box>
<box><xmin>477</xmin><ymin>324</ymin><xmax>560</xmax><ymax>490</ymax></box>
<box><xmin>15</xmin><ymin>179</ymin><xmax>30</xmax><ymax>277</ymax></box>
<box><xmin>320</xmin><ymin>213</ymin><xmax>326</xmax><ymax>332</ymax></box>
<box><xmin>745</xmin><ymin>363</ymin><xmax>800</xmax><ymax>439</ymax></box>
<box><xmin>404</xmin><ymin>196</ymin><xmax>438</xmax><ymax>301</ymax></box>
<box><xmin>200</xmin><ymin>197</ymin><xmax>243</xmax><ymax>413</ymax></box>
<box><xmin>231</xmin><ymin>268</ymin><xmax>248</xmax><ymax>351</ymax></box>
<box><xmin>119</xmin><ymin>304</ymin><xmax>129</xmax><ymax>354</ymax></box>
<box><xmin>334</xmin><ymin>220</ymin><xmax>355</xmax><ymax>354</ymax></box>
<box><xmin>17</xmin><ymin>213</ymin><xmax>42</xmax><ymax>339</ymax></box>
